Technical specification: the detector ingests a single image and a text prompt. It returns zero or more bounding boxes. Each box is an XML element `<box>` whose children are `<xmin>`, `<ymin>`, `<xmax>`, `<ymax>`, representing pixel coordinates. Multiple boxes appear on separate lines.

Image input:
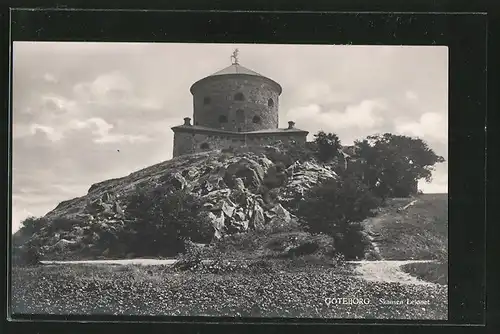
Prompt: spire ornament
<box><xmin>230</xmin><ymin>48</ymin><xmax>239</xmax><ymax>65</ymax></box>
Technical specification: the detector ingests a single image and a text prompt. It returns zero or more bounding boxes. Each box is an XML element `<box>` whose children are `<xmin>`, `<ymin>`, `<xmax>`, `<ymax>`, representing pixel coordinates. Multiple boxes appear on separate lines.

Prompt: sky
<box><xmin>11</xmin><ymin>42</ymin><xmax>449</xmax><ymax>233</ymax></box>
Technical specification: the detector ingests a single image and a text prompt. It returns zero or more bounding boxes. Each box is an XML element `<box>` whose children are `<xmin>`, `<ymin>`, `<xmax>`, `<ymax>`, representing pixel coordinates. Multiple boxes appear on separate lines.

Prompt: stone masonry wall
<box><xmin>173</xmin><ymin>130</ymin><xmax>307</xmax><ymax>157</ymax></box>
<box><xmin>191</xmin><ymin>76</ymin><xmax>280</xmax><ymax>132</ymax></box>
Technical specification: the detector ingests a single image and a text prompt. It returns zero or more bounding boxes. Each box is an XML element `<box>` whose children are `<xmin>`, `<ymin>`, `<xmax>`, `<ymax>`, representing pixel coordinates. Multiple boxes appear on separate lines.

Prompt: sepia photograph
<box><xmin>11</xmin><ymin>42</ymin><xmax>448</xmax><ymax>320</ymax></box>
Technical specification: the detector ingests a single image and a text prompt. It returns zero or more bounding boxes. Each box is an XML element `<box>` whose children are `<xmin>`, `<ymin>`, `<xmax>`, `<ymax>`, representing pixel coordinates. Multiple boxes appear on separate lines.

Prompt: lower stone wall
<box><xmin>173</xmin><ymin>131</ymin><xmax>307</xmax><ymax>157</ymax></box>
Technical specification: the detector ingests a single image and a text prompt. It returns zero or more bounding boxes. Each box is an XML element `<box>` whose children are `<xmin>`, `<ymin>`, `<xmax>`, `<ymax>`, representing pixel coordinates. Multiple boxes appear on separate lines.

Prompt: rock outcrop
<box><xmin>22</xmin><ymin>147</ymin><xmax>339</xmax><ymax>257</ymax></box>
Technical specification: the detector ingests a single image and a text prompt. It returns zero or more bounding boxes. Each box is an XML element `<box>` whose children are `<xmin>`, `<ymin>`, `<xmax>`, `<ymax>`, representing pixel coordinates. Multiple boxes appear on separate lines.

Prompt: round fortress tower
<box><xmin>189</xmin><ymin>49</ymin><xmax>282</xmax><ymax>132</ymax></box>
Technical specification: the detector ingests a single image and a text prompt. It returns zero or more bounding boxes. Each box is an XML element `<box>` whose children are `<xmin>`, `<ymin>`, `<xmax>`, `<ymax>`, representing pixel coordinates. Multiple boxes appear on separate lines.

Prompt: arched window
<box><xmin>252</xmin><ymin>116</ymin><xmax>262</xmax><ymax>124</ymax></box>
<box><xmin>203</xmin><ymin>97</ymin><xmax>211</xmax><ymax>105</ymax></box>
<box><xmin>234</xmin><ymin>92</ymin><xmax>244</xmax><ymax>101</ymax></box>
<box><xmin>268</xmin><ymin>98</ymin><xmax>274</xmax><ymax>107</ymax></box>
<box><xmin>200</xmin><ymin>142</ymin><xmax>210</xmax><ymax>150</ymax></box>
<box><xmin>218</xmin><ymin>115</ymin><xmax>228</xmax><ymax>123</ymax></box>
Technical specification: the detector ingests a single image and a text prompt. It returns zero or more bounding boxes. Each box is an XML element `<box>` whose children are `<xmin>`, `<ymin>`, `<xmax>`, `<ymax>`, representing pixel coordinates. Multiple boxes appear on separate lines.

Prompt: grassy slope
<box><xmin>363</xmin><ymin>194</ymin><xmax>448</xmax><ymax>261</ymax></box>
<box><xmin>400</xmin><ymin>262</ymin><xmax>448</xmax><ymax>285</ymax></box>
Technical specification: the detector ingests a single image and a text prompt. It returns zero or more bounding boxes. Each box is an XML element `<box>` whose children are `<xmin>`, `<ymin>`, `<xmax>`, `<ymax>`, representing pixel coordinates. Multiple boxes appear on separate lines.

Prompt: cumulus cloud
<box><xmin>73</xmin><ymin>72</ymin><xmax>133</xmax><ymax>100</ymax></box>
<box><xmin>294</xmin><ymin>82</ymin><xmax>353</xmax><ymax>105</ymax></box>
<box><xmin>395</xmin><ymin>112</ymin><xmax>448</xmax><ymax>143</ymax></box>
<box><xmin>285</xmin><ymin>99</ymin><xmax>386</xmax><ymax>143</ymax></box>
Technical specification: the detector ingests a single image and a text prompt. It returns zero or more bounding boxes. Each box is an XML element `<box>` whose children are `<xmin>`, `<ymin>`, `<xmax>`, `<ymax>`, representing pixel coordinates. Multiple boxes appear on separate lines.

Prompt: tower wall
<box><xmin>191</xmin><ymin>75</ymin><xmax>280</xmax><ymax>132</ymax></box>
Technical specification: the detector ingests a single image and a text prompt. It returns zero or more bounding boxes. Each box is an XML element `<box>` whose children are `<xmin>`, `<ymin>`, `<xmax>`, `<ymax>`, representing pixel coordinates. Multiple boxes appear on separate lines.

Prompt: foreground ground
<box><xmin>11</xmin><ymin>260</ymin><xmax>447</xmax><ymax>319</ymax></box>
<box><xmin>12</xmin><ymin>194</ymin><xmax>448</xmax><ymax>320</ymax></box>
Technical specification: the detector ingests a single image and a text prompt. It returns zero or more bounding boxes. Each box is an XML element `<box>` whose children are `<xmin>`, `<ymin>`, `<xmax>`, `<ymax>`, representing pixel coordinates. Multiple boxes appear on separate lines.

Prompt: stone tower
<box><xmin>172</xmin><ymin>49</ymin><xmax>308</xmax><ymax>157</ymax></box>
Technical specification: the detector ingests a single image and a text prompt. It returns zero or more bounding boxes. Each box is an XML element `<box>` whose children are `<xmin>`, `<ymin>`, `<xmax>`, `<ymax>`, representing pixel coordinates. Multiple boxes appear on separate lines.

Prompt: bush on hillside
<box><xmin>296</xmin><ymin>175</ymin><xmax>381</xmax><ymax>259</ymax></box>
<box><xmin>17</xmin><ymin>216</ymin><xmax>48</xmax><ymax>237</ymax></box>
<box><xmin>116</xmin><ymin>188</ymin><xmax>213</xmax><ymax>257</ymax></box>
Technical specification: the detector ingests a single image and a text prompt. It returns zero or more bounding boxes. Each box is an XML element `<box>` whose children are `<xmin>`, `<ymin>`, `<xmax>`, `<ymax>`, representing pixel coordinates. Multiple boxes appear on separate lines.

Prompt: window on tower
<box><xmin>252</xmin><ymin>116</ymin><xmax>262</xmax><ymax>124</ymax></box>
<box><xmin>219</xmin><ymin>115</ymin><xmax>228</xmax><ymax>123</ymax></box>
<box><xmin>268</xmin><ymin>98</ymin><xmax>274</xmax><ymax>107</ymax></box>
<box><xmin>234</xmin><ymin>92</ymin><xmax>244</xmax><ymax>101</ymax></box>
<box><xmin>200</xmin><ymin>142</ymin><xmax>210</xmax><ymax>150</ymax></box>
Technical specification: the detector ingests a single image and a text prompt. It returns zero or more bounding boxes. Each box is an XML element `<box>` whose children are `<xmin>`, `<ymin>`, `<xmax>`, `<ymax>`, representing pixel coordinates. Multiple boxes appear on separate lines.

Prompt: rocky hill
<box><xmin>19</xmin><ymin>145</ymin><xmax>341</xmax><ymax>259</ymax></box>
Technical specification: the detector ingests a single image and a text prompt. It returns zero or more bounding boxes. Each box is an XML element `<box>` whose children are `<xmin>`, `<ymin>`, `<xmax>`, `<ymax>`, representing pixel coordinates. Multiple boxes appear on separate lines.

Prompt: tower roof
<box><xmin>190</xmin><ymin>49</ymin><xmax>282</xmax><ymax>94</ymax></box>
<box><xmin>209</xmin><ymin>63</ymin><xmax>263</xmax><ymax>77</ymax></box>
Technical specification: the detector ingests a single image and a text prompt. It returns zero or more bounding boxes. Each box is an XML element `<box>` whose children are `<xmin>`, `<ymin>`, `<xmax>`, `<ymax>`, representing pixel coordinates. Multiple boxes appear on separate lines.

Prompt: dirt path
<box><xmin>41</xmin><ymin>259</ymin><xmax>438</xmax><ymax>286</ymax></box>
<box><xmin>40</xmin><ymin>259</ymin><xmax>178</xmax><ymax>266</ymax></box>
<box><xmin>347</xmin><ymin>260</ymin><xmax>436</xmax><ymax>285</ymax></box>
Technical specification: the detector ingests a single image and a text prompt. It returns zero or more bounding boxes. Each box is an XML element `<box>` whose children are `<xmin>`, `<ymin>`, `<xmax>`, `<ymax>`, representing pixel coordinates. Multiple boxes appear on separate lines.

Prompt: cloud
<box><xmin>43</xmin><ymin>73</ymin><xmax>58</xmax><ymax>83</ymax></box>
<box><xmin>73</xmin><ymin>72</ymin><xmax>133</xmax><ymax>101</ymax></box>
<box><xmin>405</xmin><ymin>90</ymin><xmax>418</xmax><ymax>101</ymax></box>
<box><xmin>418</xmin><ymin>161</ymin><xmax>448</xmax><ymax>194</ymax></box>
<box><xmin>41</xmin><ymin>94</ymin><xmax>77</xmax><ymax>113</ymax></box>
<box><xmin>285</xmin><ymin>99</ymin><xmax>386</xmax><ymax>143</ymax></box>
<box><xmin>395</xmin><ymin>112</ymin><xmax>448</xmax><ymax>143</ymax></box>
<box><xmin>29</xmin><ymin>124</ymin><xmax>64</xmax><ymax>142</ymax></box>
<box><xmin>11</xmin><ymin>207</ymin><xmax>34</xmax><ymax>233</ymax></box>
<box><xmin>68</xmin><ymin>117</ymin><xmax>152</xmax><ymax>144</ymax></box>
<box><xmin>294</xmin><ymin>82</ymin><xmax>353</xmax><ymax>105</ymax></box>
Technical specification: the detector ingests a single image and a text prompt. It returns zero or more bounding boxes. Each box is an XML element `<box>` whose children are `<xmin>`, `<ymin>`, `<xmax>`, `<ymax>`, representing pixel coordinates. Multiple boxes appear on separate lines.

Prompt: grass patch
<box><xmin>400</xmin><ymin>262</ymin><xmax>448</xmax><ymax>285</ymax></box>
<box><xmin>365</xmin><ymin>194</ymin><xmax>448</xmax><ymax>261</ymax></box>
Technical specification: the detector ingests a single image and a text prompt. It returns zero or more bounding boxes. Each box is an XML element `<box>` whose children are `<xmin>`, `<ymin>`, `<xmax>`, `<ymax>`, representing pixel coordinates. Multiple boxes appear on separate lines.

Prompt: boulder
<box><xmin>221</xmin><ymin>200</ymin><xmax>236</xmax><ymax>218</ymax></box>
<box><xmin>224</xmin><ymin>158</ymin><xmax>265</xmax><ymax>190</ymax></box>
<box><xmin>263</xmin><ymin>163</ymin><xmax>288</xmax><ymax>189</ymax></box>
<box><xmin>207</xmin><ymin>211</ymin><xmax>226</xmax><ymax>240</ymax></box>
<box><xmin>266</xmin><ymin>204</ymin><xmax>292</xmax><ymax>229</ymax></box>
<box><xmin>250</xmin><ymin>202</ymin><xmax>266</xmax><ymax>230</ymax></box>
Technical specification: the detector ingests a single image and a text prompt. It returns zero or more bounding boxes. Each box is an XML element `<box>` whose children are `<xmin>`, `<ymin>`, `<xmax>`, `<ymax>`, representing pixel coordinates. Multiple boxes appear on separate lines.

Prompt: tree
<box><xmin>313</xmin><ymin>131</ymin><xmax>342</xmax><ymax>162</ymax></box>
<box><xmin>18</xmin><ymin>216</ymin><xmax>47</xmax><ymax>236</ymax></box>
<box><xmin>296</xmin><ymin>175</ymin><xmax>381</xmax><ymax>259</ymax></box>
<box><xmin>352</xmin><ymin>133</ymin><xmax>445</xmax><ymax>198</ymax></box>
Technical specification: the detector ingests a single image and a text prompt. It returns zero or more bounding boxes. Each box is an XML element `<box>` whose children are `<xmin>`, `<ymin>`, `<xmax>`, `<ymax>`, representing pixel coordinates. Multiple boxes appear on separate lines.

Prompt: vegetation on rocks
<box><xmin>13</xmin><ymin>131</ymin><xmax>445</xmax><ymax>264</ymax></box>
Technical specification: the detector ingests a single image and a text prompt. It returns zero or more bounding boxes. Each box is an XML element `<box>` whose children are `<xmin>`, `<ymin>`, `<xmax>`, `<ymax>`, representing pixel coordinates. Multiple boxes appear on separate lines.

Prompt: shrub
<box><xmin>17</xmin><ymin>216</ymin><xmax>48</xmax><ymax>237</ymax></box>
<box><xmin>117</xmin><ymin>188</ymin><xmax>212</xmax><ymax>257</ymax></box>
<box><xmin>297</xmin><ymin>175</ymin><xmax>381</xmax><ymax>259</ymax></box>
<box><xmin>173</xmin><ymin>240</ymin><xmax>206</xmax><ymax>271</ymax></box>
<box><xmin>312</xmin><ymin>131</ymin><xmax>342</xmax><ymax>162</ymax></box>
